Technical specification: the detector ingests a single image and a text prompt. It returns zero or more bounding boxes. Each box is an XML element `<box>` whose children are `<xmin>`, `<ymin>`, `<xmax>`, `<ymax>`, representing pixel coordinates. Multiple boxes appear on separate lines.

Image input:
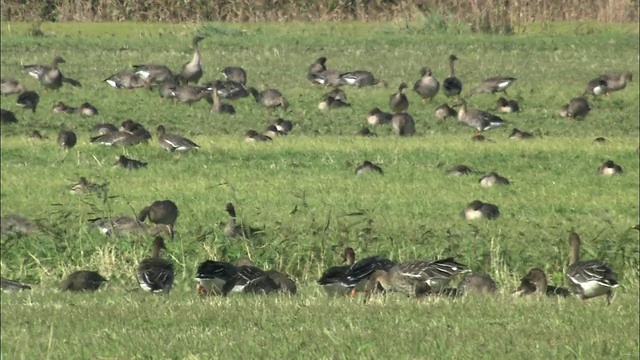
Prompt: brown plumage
<box><xmin>138</xmin><ymin>200</ymin><xmax>179</xmax><ymax>239</ymax></box>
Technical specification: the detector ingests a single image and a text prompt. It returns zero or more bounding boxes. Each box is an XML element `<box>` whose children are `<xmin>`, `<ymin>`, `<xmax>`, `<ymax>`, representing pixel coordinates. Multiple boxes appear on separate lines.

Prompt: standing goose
<box><xmin>364</xmin><ymin>258</ymin><xmax>470</xmax><ymax>299</ymax></box>
<box><xmin>57</xmin><ymin>126</ymin><xmax>77</xmax><ymax>150</ymax></box>
<box><xmin>453</xmin><ymin>98</ymin><xmax>504</xmax><ymax>135</ymax></box>
<box><xmin>222</xmin><ymin>67</ymin><xmax>247</xmax><ymax>86</ymax></box>
<box><xmin>565</xmin><ymin>232</ymin><xmax>619</xmax><ymax>304</ymax></box>
<box><xmin>1</xmin><ymin>78</ymin><xmax>26</xmax><ymax>96</ymax></box>
<box><xmin>180</xmin><ymin>36</ymin><xmax>204</xmax><ymax>85</ymax></box>
<box><xmin>583</xmin><ymin>78</ymin><xmax>608</xmax><ymax>97</ymax></box>
<box><xmin>156</xmin><ymin>125</ymin><xmax>200</xmax><ymax>152</ymax></box>
<box><xmin>442</xmin><ymin>55</ymin><xmax>462</xmax><ymax>98</ymax></box>
<box><xmin>598</xmin><ymin>72</ymin><xmax>632</xmax><ymax>93</ymax></box>
<box><xmin>461</xmin><ymin>200</ymin><xmax>501</xmax><ymax>220</ymax></box>
<box><xmin>196</xmin><ymin>260</ymin><xmax>238</xmax><ymax>296</ymax></box>
<box><xmin>137</xmin><ymin>236</ymin><xmax>174</xmax><ymax>293</ymax></box>
<box><xmin>1</xmin><ymin>277</ymin><xmax>32</xmax><ymax>293</ymax></box>
<box><xmin>413</xmin><ymin>67</ymin><xmax>440</xmax><ymax>103</ymax></box>
<box><xmin>466</xmin><ymin>76</ymin><xmax>516</xmax><ymax>97</ymax></box>
<box><xmin>224</xmin><ymin>202</ymin><xmax>261</xmax><ymax>238</ymax></box>
<box><xmin>388</xmin><ymin>82</ymin><xmax>409</xmax><ymax>113</ymax></box>
<box><xmin>104</xmin><ymin>70</ymin><xmax>146</xmax><ymax>90</ymax></box>
<box><xmin>138</xmin><ymin>200</ymin><xmax>179</xmax><ymax>239</ymax></box>
<box><xmin>16</xmin><ymin>91</ymin><xmax>40</xmax><ymax>113</ymax></box>
<box><xmin>391</xmin><ymin>113</ymin><xmax>416</xmax><ymax>136</ymax></box>
<box><xmin>23</xmin><ymin>56</ymin><xmax>81</xmax><ymax>91</ymax></box>
<box><xmin>132</xmin><ymin>64</ymin><xmax>174</xmax><ymax>86</ymax></box>
<box><xmin>514</xmin><ymin>268</ymin><xmax>570</xmax><ymax>297</ymax></box>
<box><xmin>496</xmin><ymin>97</ymin><xmax>520</xmax><ymax>113</ymax></box>
<box><xmin>248</xmin><ymin>87</ymin><xmax>289</xmax><ymax>112</ymax></box>
<box><xmin>562</xmin><ymin>97</ymin><xmax>590</xmax><ymax>120</ymax></box>
<box><xmin>339</xmin><ymin>70</ymin><xmax>385</xmax><ymax>88</ymax></box>
<box><xmin>59</xmin><ymin>270</ymin><xmax>108</xmax><ymax>292</ymax></box>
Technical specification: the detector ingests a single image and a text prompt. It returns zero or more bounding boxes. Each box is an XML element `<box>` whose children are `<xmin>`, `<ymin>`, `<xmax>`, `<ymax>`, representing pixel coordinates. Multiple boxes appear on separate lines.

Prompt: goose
<box><xmin>318</xmin><ymin>94</ymin><xmax>351</xmax><ymax>110</ymax></box>
<box><xmin>509</xmin><ymin>128</ymin><xmax>533</xmax><ymax>140</ymax></box>
<box><xmin>221</xmin><ymin>259</ymin><xmax>279</xmax><ymax>296</ymax></box>
<box><xmin>222</xmin><ymin>66</ymin><xmax>247</xmax><ymax>86</ymax></box>
<box><xmin>30</xmin><ymin>130</ymin><xmax>46</xmax><ymax>140</ymax></box>
<box><xmin>57</xmin><ymin>126</ymin><xmax>77</xmax><ymax>150</ymax></box>
<box><xmin>514</xmin><ymin>268</ymin><xmax>570</xmax><ymax>297</ymax></box>
<box><xmin>461</xmin><ymin>200</ymin><xmax>500</xmax><ymax>220</ymax></box>
<box><xmin>88</xmin><ymin>216</ymin><xmax>169</xmax><ymax>237</ymax></box>
<box><xmin>70</xmin><ymin>177</ymin><xmax>103</xmax><ymax>195</ymax></box>
<box><xmin>583</xmin><ymin>78</ymin><xmax>608</xmax><ymax>97</ymax></box>
<box><xmin>356</xmin><ymin>128</ymin><xmax>377</xmax><ymax>137</ymax></box>
<box><xmin>442</xmin><ymin>55</ymin><xmax>462</xmax><ymax>98</ymax></box>
<box><xmin>392</xmin><ymin>113</ymin><xmax>416</xmax><ymax>136</ymax></box>
<box><xmin>104</xmin><ymin>70</ymin><xmax>146</xmax><ymax>90</ymax></box>
<box><xmin>224</xmin><ymin>202</ymin><xmax>261</xmax><ymax>238</ymax></box>
<box><xmin>180</xmin><ymin>36</ymin><xmax>204</xmax><ymax>84</ymax></box>
<box><xmin>90</xmin><ymin>123</ymin><xmax>118</xmax><ymax>136</ymax></box>
<box><xmin>446</xmin><ymin>164</ymin><xmax>475</xmax><ymax>176</ymax></box>
<box><xmin>366</xmin><ymin>107</ymin><xmax>393</xmax><ymax>125</ymax></box>
<box><xmin>1</xmin><ymin>277</ymin><xmax>32</xmax><ymax>293</ymax></box>
<box><xmin>307</xmin><ymin>57</ymin><xmax>327</xmax><ymax>83</ymax></box>
<box><xmin>598</xmin><ymin>160</ymin><xmax>623</xmax><ymax>175</ymax></box>
<box><xmin>453</xmin><ymin>98</ymin><xmax>504</xmax><ymax>135</ymax></box>
<box><xmin>114</xmin><ymin>155</ymin><xmax>148</xmax><ymax>170</ymax></box>
<box><xmin>77</xmin><ymin>102</ymin><xmax>98</xmax><ymax>116</ymax></box>
<box><xmin>318</xmin><ymin>248</ymin><xmax>395</xmax><ymax>297</ymax></box>
<box><xmin>479</xmin><ymin>172</ymin><xmax>510</xmax><ymax>188</ymax></box>
<box><xmin>158</xmin><ymin>76</ymin><xmax>180</xmax><ymax>102</ymax></box>
<box><xmin>156</xmin><ymin>125</ymin><xmax>200</xmax><ymax>152</ymax></box>
<box><xmin>132</xmin><ymin>63</ymin><xmax>174</xmax><ymax>86</ymax></box>
<box><xmin>16</xmin><ymin>90</ymin><xmax>40</xmax><ymax>112</ymax></box>
<box><xmin>208</xmin><ymin>80</ymin><xmax>249</xmax><ymax>100</ymax></box>
<box><xmin>0</xmin><ymin>214</ymin><xmax>37</xmax><ymax>237</ymax></box>
<box><xmin>52</xmin><ymin>101</ymin><xmax>98</xmax><ymax>116</ymax></box>
<box><xmin>137</xmin><ymin>236</ymin><xmax>174</xmax><ymax>293</ymax></box>
<box><xmin>265</xmin><ymin>269</ymin><xmax>298</xmax><ymax>295</ymax></box>
<box><xmin>274</xmin><ymin>118</ymin><xmax>294</xmax><ymax>134</ymax></box>
<box><xmin>196</xmin><ymin>260</ymin><xmax>239</xmax><ymax>296</ymax></box>
<box><xmin>59</xmin><ymin>270</ymin><xmax>107</xmax><ymax>292</ymax></box>
<box><xmin>90</xmin><ymin>130</ymin><xmax>148</xmax><ymax>147</ymax></box>
<box><xmin>311</xmin><ymin>69</ymin><xmax>345</xmax><ymax>87</ymax></box>
<box><xmin>339</xmin><ymin>70</ymin><xmax>385</xmax><ymax>88</ymax></box>
<box><xmin>355</xmin><ymin>160</ymin><xmax>383</xmax><ymax>175</ymax></box>
<box><xmin>23</xmin><ymin>56</ymin><xmax>81</xmax><ymax>91</ymax></box>
<box><xmin>210</xmin><ymin>83</ymin><xmax>236</xmax><ymax>115</ymax></box>
<box><xmin>138</xmin><ymin>200</ymin><xmax>179</xmax><ymax>239</ymax></box>
<box><xmin>598</xmin><ymin>72</ymin><xmax>632</xmax><ymax>93</ymax></box>
<box><xmin>389</xmin><ymin>82</ymin><xmax>409</xmax><ymax>113</ymax></box>
<box><xmin>466</xmin><ymin>76</ymin><xmax>516</xmax><ymax>97</ymax></box>
<box><xmin>565</xmin><ymin>232</ymin><xmax>619</xmax><ymax>304</ymax></box>
<box><xmin>1</xmin><ymin>78</ymin><xmax>26</xmax><ymax>95</ymax></box>
<box><xmin>413</xmin><ymin>67</ymin><xmax>440</xmax><ymax>103</ymax></box>
<box><xmin>52</xmin><ymin>101</ymin><xmax>76</xmax><ymax>114</ymax></box>
<box><xmin>562</xmin><ymin>97</ymin><xmax>590</xmax><ymax>120</ymax></box>
<box><xmin>344</xmin><ymin>253</ymin><xmax>396</xmax><ymax>295</ymax></box>
<box><xmin>172</xmin><ymin>85</ymin><xmax>212</xmax><ymax>106</ymax></box>
<box><xmin>456</xmin><ymin>273</ymin><xmax>497</xmax><ymax>295</ymax></box>
<box><xmin>120</xmin><ymin>119</ymin><xmax>152</xmax><ymax>139</ymax></box>
<box><xmin>245</xmin><ymin>130</ymin><xmax>272</xmax><ymax>142</ymax></box>
<box><xmin>0</xmin><ymin>109</ymin><xmax>18</xmax><ymax>124</ymax></box>
<box><xmin>263</xmin><ymin>124</ymin><xmax>285</xmax><ymax>138</ymax></box>
<box><xmin>364</xmin><ymin>257</ymin><xmax>470</xmax><ymax>300</ymax></box>
<box><xmin>496</xmin><ymin>97</ymin><xmax>520</xmax><ymax>113</ymax></box>
<box><xmin>325</xmin><ymin>88</ymin><xmax>348</xmax><ymax>101</ymax></box>
<box><xmin>248</xmin><ymin>87</ymin><xmax>289</xmax><ymax>112</ymax></box>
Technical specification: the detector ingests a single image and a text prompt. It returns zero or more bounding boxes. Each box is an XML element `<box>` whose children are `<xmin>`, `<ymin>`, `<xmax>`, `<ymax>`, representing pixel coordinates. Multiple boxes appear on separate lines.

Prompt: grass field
<box><xmin>1</xmin><ymin>21</ymin><xmax>639</xmax><ymax>359</ymax></box>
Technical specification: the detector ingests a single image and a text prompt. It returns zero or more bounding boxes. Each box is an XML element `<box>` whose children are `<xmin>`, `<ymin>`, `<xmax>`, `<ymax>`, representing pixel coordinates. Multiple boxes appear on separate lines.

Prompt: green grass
<box><xmin>1</xmin><ymin>22</ymin><xmax>639</xmax><ymax>359</ymax></box>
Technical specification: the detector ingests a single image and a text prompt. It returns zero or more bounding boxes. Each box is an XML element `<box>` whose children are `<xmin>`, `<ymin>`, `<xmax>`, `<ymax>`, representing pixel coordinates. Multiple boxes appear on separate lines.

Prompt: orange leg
<box><xmin>350</xmin><ymin>288</ymin><xmax>357</xmax><ymax>298</ymax></box>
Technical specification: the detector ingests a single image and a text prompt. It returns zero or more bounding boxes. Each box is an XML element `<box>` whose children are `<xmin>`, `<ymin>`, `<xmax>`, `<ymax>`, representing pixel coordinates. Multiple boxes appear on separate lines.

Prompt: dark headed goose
<box><xmin>583</xmin><ymin>78</ymin><xmax>608</xmax><ymax>97</ymax></box>
<box><xmin>496</xmin><ymin>97</ymin><xmax>520</xmax><ymax>113</ymax></box>
<box><xmin>132</xmin><ymin>63</ymin><xmax>174</xmax><ymax>86</ymax></box>
<box><xmin>222</xmin><ymin>67</ymin><xmax>248</xmax><ymax>86</ymax></box>
<box><xmin>597</xmin><ymin>160</ymin><xmax>623</xmax><ymax>176</ymax></box>
<box><xmin>1</xmin><ymin>109</ymin><xmax>18</xmax><ymax>124</ymax></box>
<box><xmin>138</xmin><ymin>200</ymin><xmax>179</xmax><ymax>239</ymax></box>
<box><xmin>514</xmin><ymin>268</ymin><xmax>570</xmax><ymax>297</ymax></box>
<box><xmin>180</xmin><ymin>36</ymin><xmax>205</xmax><ymax>85</ymax></box>
<box><xmin>457</xmin><ymin>273</ymin><xmax>497</xmax><ymax>295</ymax></box>
<box><xmin>210</xmin><ymin>83</ymin><xmax>236</xmax><ymax>115</ymax></box>
<box><xmin>392</xmin><ymin>113</ymin><xmax>416</xmax><ymax>136</ymax></box>
<box><xmin>339</xmin><ymin>70</ymin><xmax>385</xmax><ymax>88</ymax></box>
<box><xmin>248</xmin><ymin>87</ymin><xmax>289</xmax><ymax>112</ymax></box>
<box><xmin>509</xmin><ymin>128</ymin><xmax>533</xmax><ymax>140</ymax></box>
<box><xmin>366</xmin><ymin>107</ymin><xmax>393</xmax><ymax>125</ymax></box>
<box><xmin>59</xmin><ymin>270</ymin><xmax>107</xmax><ymax>292</ymax></box>
<box><xmin>453</xmin><ymin>98</ymin><xmax>504</xmax><ymax>135</ymax></box>
<box><xmin>156</xmin><ymin>125</ymin><xmax>200</xmax><ymax>152</ymax></box>
<box><xmin>461</xmin><ymin>200</ymin><xmax>500</xmax><ymax>220</ymax></box>
<box><xmin>57</xmin><ymin>126</ymin><xmax>77</xmax><ymax>150</ymax></box>
<box><xmin>413</xmin><ymin>67</ymin><xmax>440</xmax><ymax>103</ymax></box>
<box><xmin>221</xmin><ymin>259</ymin><xmax>279</xmax><ymax>296</ymax></box>
<box><xmin>479</xmin><ymin>172</ymin><xmax>510</xmax><ymax>187</ymax></box>
<box><xmin>23</xmin><ymin>56</ymin><xmax>81</xmax><ymax>91</ymax></box>
<box><xmin>137</xmin><ymin>236</ymin><xmax>174</xmax><ymax>293</ymax></box>
<box><xmin>389</xmin><ymin>82</ymin><xmax>409</xmax><ymax>113</ymax></box>
<box><xmin>115</xmin><ymin>155</ymin><xmax>148</xmax><ymax>170</ymax></box>
<box><xmin>562</xmin><ymin>97</ymin><xmax>590</xmax><ymax>120</ymax></box>
<box><xmin>466</xmin><ymin>76</ymin><xmax>516</xmax><ymax>97</ymax></box>
<box><xmin>442</xmin><ymin>55</ymin><xmax>462</xmax><ymax>98</ymax></box>
<box><xmin>434</xmin><ymin>103</ymin><xmax>456</xmax><ymax>120</ymax></box>
<box><xmin>16</xmin><ymin>91</ymin><xmax>40</xmax><ymax>113</ymax></box>
<box><xmin>104</xmin><ymin>70</ymin><xmax>146</xmax><ymax>90</ymax></box>
<box><xmin>318</xmin><ymin>94</ymin><xmax>351</xmax><ymax>110</ymax></box>
<box><xmin>196</xmin><ymin>260</ymin><xmax>238</xmax><ymax>296</ymax></box>
<box><xmin>307</xmin><ymin>57</ymin><xmax>327</xmax><ymax>83</ymax></box>
<box><xmin>245</xmin><ymin>130</ymin><xmax>272</xmax><ymax>142</ymax></box>
<box><xmin>355</xmin><ymin>160</ymin><xmax>384</xmax><ymax>175</ymax></box>
<box><xmin>598</xmin><ymin>72</ymin><xmax>632</xmax><ymax>93</ymax></box>
<box><xmin>224</xmin><ymin>202</ymin><xmax>261</xmax><ymax>238</ymax></box>
<box><xmin>1</xmin><ymin>78</ymin><xmax>26</xmax><ymax>95</ymax></box>
<box><xmin>1</xmin><ymin>277</ymin><xmax>32</xmax><ymax>293</ymax></box>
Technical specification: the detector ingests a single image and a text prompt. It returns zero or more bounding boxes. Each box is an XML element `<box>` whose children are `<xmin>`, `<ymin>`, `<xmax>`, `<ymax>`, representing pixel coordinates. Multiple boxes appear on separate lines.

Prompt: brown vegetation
<box><xmin>1</xmin><ymin>0</ymin><xmax>637</xmax><ymax>32</ymax></box>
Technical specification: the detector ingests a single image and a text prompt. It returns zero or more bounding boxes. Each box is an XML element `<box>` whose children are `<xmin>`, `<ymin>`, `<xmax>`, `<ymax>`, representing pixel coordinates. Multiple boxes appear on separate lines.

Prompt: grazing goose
<box><xmin>138</xmin><ymin>200</ymin><xmax>179</xmax><ymax>240</ymax></box>
<box><xmin>583</xmin><ymin>78</ymin><xmax>608</xmax><ymax>97</ymax></box>
<box><xmin>317</xmin><ymin>247</ymin><xmax>357</xmax><ymax>296</ymax></box>
<box><xmin>59</xmin><ymin>270</ymin><xmax>107</xmax><ymax>292</ymax></box>
<box><xmin>479</xmin><ymin>172</ymin><xmax>510</xmax><ymax>188</ymax></box>
<box><xmin>461</xmin><ymin>200</ymin><xmax>501</xmax><ymax>220</ymax></box>
<box><xmin>565</xmin><ymin>232</ymin><xmax>619</xmax><ymax>305</ymax></box>
<box><xmin>245</xmin><ymin>130</ymin><xmax>272</xmax><ymax>142</ymax></box>
<box><xmin>0</xmin><ymin>109</ymin><xmax>18</xmax><ymax>124</ymax></box>
<box><xmin>23</xmin><ymin>56</ymin><xmax>81</xmax><ymax>91</ymax></box>
<box><xmin>597</xmin><ymin>160</ymin><xmax>623</xmax><ymax>176</ymax></box>
<box><xmin>307</xmin><ymin>57</ymin><xmax>327</xmax><ymax>83</ymax></box>
<box><xmin>120</xmin><ymin>120</ymin><xmax>152</xmax><ymax>141</ymax></box>
<box><xmin>562</xmin><ymin>97</ymin><xmax>590</xmax><ymax>120</ymax></box>
<box><xmin>132</xmin><ymin>63</ymin><xmax>174</xmax><ymax>86</ymax></box>
<box><xmin>366</xmin><ymin>107</ymin><xmax>393</xmax><ymax>125</ymax></box>
<box><xmin>52</xmin><ymin>101</ymin><xmax>76</xmax><ymax>114</ymax></box>
<box><xmin>16</xmin><ymin>90</ymin><xmax>40</xmax><ymax>112</ymax></box>
<box><xmin>221</xmin><ymin>259</ymin><xmax>279</xmax><ymax>296</ymax></box>
<box><xmin>180</xmin><ymin>36</ymin><xmax>204</xmax><ymax>85</ymax></box>
<box><xmin>442</xmin><ymin>55</ymin><xmax>462</xmax><ymax>98</ymax></box>
<box><xmin>265</xmin><ymin>269</ymin><xmax>298</xmax><ymax>295</ymax></box>
<box><xmin>364</xmin><ymin>258</ymin><xmax>470</xmax><ymax>299</ymax></box>
<box><xmin>196</xmin><ymin>260</ymin><xmax>239</xmax><ymax>296</ymax></box>
<box><xmin>325</xmin><ymin>88</ymin><xmax>348</xmax><ymax>101</ymax></box>
<box><xmin>158</xmin><ymin>76</ymin><xmax>180</xmax><ymax>102</ymax></box>
<box><xmin>137</xmin><ymin>236</ymin><xmax>174</xmax><ymax>293</ymax></box>
<box><xmin>598</xmin><ymin>71</ymin><xmax>632</xmax><ymax>93</ymax></box>
<box><xmin>156</xmin><ymin>125</ymin><xmax>200</xmax><ymax>152</ymax></box>
<box><xmin>274</xmin><ymin>118</ymin><xmax>294</xmax><ymax>134</ymax></box>
<box><xmin>248</xmin><ymin>87</ymin><xmax>289</xmax><ymax>112</ymax></box>
<box><xmin>104</xmin><ymin>70</ymin><xmax>146</xmax><ymax>90</ymax></box>
<box><xmin>413</xmin><ymin>67</ymin><xmax>440</xmax><ymax>103</ymax></box>
<box><xmin>509</xmin><ymin>128</ymin><xmax>533</xmax><ymax>140</ymax></box>
<box><xmin>456</xmin><ymin>273</ymin><xmax>497</xmax><ymax>295</ymax></box>
<box><xmin>339</xmin><ymin>70</ymin><xmax>385</xmax><ymax>88</ymax></box>
<box><xmin>453</xmin><ymin>98</ymin><xmax>504</xmax><ymax>135</ymax></box>
<box><xmin>1</xmin><ymin>277</ymin><xmax>32</xmax><ymax>293</ymax></box>
<box><xmin>224</xmin><ymin>202</ymin><xmax>261</xmax><ymax>238</ymax></box>
<box><xmin>392</xmin><ymin>113</ymin><xmax>416</xmax><ymax>136</ymax></box>
<box><xmin>496</xmin><ymin>97</ymin><xmax>520</xmax><ymax>113</ymax></box>
<box><xmin>466</xmin><ymin>76</ymin><xmax>516</xmax><ymax>97</ymax></box>
<box><xmin>355</xmin><ymin>160</ymin><xmax>383</xmax><ymax>175</ymax></box>
<box><xmin>115</xmin><ymin>155</ymin><xmax>148</xmax><ymax>170</ymax></box>
<box><xmin>222</xmin><ymin>66</ymin><xmax>247</xmax><ymax>86</ymax></box>
<box><xmin>172</xmin><ymin>85</ymin><xmax>212</xmax><ymax>105</ymax></box>
<box><xmin>263</xmin><ymin>124</ymin><xmax>285</xmax><ymax>138</ymax></box>
<box><xmin>514</xmin><ymin>268</ymin><xmax>570</xmax><ymax>297</ymax></box>
<box><xmin>57</xmin><ymin>126</ymin><xmax>77</xmax><ymax>150</ymax></box>
<box><xmin>344</xmin><ymin>253</ymin><xmax>396</xmax><ymax>295</ymax></box>
<box><xmin>356</xmin><ymin>128</ymin><xmax>377</xmax><ymax>137</ymax></box>
<box><xmin>318</xmin><ymin>94</ymin><xmax>351</xmax><ymax>110</ymax></box>
<box><xmin>90</xmin><ymin>123</ymin><xmax>118</xmax><ymax>136</ymax></box>
<box><xmin>1</xmin><ymin>78</ymin><xmax>26</xmax><ymax>95</ymax></box>
<box><xmin>88</xmin><ymin>216</ymin><xmax>169</xmax><ymax>237</ymax></box>
<box><xmin>446</xmin><ymin>164</ymin><xmax>475</xmax><ymax>176</ymax></box>
<box><xmin>389</xmin><ymin>82</ymin><xmax>409</xmax><ymax>113</ymax></box>
<box><xmin>90</xmin><ymin>130</ymin><xmax>148</xmax><ymax>147</ymax></box>
<box><xmin>208</xmin><ymin>80</ymin><xmax>249</xmax><ymax>100</ymax></box>
<box><xmin>210</xmin><ymin>83</ymin><xmax>236</xmax><ymax>115</ymax></box>
<box><xmin>0</xmin><ymin>214</ymin><xmax>37</xmax><ymax>237</ymax></box>
<box><xmin>70</xmin><ymin>177</ymin><xmax>103</xmax><ymax>195</ymax></box>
